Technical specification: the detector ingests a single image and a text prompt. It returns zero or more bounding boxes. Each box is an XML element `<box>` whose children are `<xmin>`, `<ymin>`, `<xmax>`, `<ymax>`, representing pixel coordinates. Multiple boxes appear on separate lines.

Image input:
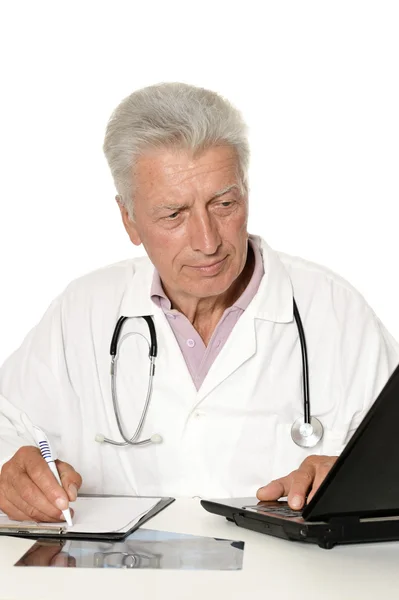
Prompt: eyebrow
<box><xmin>210</xmin><ymin>184</ymin><xmax>240</xmax><ymax>199</ymax></box>
<box><xmin>151</xmin><ymin>184</ymin><xmax>240</xmax><ymax>215</ymax></box>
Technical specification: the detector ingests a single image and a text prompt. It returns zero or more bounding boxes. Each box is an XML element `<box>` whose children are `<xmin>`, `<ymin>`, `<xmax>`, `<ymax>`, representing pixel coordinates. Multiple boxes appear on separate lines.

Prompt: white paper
<box><xmin>0</xmin><ymin>496</ymin><xmax>160</xmax><ymax>534</ymax></box>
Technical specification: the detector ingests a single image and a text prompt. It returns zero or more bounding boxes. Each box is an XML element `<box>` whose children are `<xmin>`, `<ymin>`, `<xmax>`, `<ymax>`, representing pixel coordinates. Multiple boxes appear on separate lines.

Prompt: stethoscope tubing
<box><xmin>99</xmin><ymin>298</ymin><xmax>323</xmax><ymax>448</ymax></box>
<box><xmin>293</xmin><ymin>300</ymin><xmax>311</xmax><ymax>424</ymax></box>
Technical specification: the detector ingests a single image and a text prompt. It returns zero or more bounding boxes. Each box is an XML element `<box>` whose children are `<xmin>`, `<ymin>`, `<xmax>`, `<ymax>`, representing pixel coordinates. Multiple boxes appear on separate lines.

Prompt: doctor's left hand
<box><xmin>256</xmin><ymin>455</ymin><xmax>338</xmax><ymax>510</ymax></box>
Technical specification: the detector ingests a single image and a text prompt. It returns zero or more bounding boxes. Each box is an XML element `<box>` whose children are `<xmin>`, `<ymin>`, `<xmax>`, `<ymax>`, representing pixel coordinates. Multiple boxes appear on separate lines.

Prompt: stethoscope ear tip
<box><xmin>95</xmin><ymin>433</ymin><xmax>105</xmax><ymax>443</ymax></box>
<box><xmin>150</xmin><ymin>434</ymin><xmax>163</xmax><ymax>444</ymax></box>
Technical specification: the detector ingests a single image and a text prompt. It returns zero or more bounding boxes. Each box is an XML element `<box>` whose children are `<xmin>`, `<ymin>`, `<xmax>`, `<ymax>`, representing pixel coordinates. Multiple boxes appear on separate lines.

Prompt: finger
<box><xmin>286</xmin><ymin>463</ymin><xmax>317</xmax><ymax>510</ymax></box>
<box><xmin>11</xmin><ymin>447</ymin><xmax>69</xmax><ymax>516</ymax></box>
<box><xmin>56</xmin><ymin>460</ymin><xmax>82</xmax><ymax>502</ymax></box>
<box><xmin>307</xmin><ymin>459</ymin><xmax>337</xmax><ymax>504</ymax></box>
<box><xmin>7</xmin><ymin>470</ymin><xmax>68</xmax><ymax>521</ymax></box>
<box><xmin>20</xmin><ymin>452</ymin><xmax>70</xmax><ymax>511</ymax></box>
<box><xmin>1</xmin><ymin>490</ymin><xmax>70</xmax><ymax>523</ymax></box>
<box><xmin>0</xmin><ymin>494</ymin><xmax>34</xmax><ymax>522</ymax></box>
<box><xmin>257</xmin><ymin>475</ymin><xmax>292</xmax><ymax>501</ymax></box>
<box><xmin>1</xmin><ymin>486</ymin><xmax>75</xmax><ymax>523</ymax></box>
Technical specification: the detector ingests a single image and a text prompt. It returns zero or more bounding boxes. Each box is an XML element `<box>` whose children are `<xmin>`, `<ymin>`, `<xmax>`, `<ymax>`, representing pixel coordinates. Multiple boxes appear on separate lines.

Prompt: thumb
<box><xmin>56</xmin><ymin>460</ymin><xmax>83</xmax><ymax>502</ymax></box>
<box><xmin>257</xmin><ymin>476</ymin><xmax>290</xmax><ymax>501</ymax></box>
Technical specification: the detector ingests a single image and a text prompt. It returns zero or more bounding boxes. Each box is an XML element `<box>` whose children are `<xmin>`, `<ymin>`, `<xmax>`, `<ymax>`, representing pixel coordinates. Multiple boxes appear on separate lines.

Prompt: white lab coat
<box><xmin>0</xmin><ymin>235</ymin><xmax>398</xmax><ymax>499</ymax></box>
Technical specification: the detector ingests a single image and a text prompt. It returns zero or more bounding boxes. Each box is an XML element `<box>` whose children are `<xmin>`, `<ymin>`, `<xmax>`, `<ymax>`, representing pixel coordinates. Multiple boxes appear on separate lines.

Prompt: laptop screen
<box><xmin>303</xmin><ymin>363</ymin><xmax>399</xmax><ymax>521</ymax></box>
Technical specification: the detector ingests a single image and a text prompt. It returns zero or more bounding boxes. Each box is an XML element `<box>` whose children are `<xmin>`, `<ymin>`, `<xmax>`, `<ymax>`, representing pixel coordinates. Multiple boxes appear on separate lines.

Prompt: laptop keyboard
<box><xmin>243</xmin><ymin>504</ymin><xmax>303</xmax><ymax>518</ymax></box>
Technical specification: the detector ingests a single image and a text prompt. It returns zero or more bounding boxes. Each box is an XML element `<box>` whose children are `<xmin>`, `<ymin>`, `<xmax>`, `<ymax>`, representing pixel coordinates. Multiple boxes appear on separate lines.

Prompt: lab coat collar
<box><xmin>247</xmin><ymin>235</ymin><xmax>294</xmax><ymax>323</ymax></box>
<box><xmin>119</xmin><ymin>257</ymin><xmax>155</xmax><ymax>318</ymax></box>
<box><xmin>119</xmin><ymin>235</ymin><xmax>294</xmax><ymax>323</ymax></box>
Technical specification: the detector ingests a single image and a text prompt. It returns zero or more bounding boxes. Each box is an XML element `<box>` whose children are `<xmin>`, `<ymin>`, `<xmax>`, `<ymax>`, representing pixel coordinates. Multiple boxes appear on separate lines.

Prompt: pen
<box><xmin>33</xmin><ymin>426</ymin><xmax>73</xmax><ymax>526</ymax></box>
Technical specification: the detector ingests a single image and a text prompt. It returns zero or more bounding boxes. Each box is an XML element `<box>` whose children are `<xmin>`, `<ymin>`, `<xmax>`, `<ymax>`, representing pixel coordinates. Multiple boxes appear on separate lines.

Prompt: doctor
<box><xmin>0</xmin><ymin>82</ymin><xmax>398</xmax><ymax>524</ymax></box>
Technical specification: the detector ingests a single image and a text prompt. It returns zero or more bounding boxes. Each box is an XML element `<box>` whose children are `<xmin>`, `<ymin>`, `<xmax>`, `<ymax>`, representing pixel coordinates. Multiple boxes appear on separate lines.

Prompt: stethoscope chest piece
<box><xmin>291</xmin><ymin>416</ymin><xmax>323</xmax><ymax>448</ymax></box>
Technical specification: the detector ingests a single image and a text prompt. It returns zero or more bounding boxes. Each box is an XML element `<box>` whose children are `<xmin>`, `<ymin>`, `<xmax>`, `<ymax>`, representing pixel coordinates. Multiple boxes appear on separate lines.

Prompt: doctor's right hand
<box><xmin>0</xmin><ymin>446</ymin><xmax>82</xmax><ymax>522</ymax></box>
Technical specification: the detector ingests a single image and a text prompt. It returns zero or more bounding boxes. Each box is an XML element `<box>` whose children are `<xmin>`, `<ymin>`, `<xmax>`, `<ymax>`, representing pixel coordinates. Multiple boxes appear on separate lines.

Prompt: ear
<box><xmin>116</xmin><ymin>196</ymin><xmax>142</xmax><ymax>246</ymax></box>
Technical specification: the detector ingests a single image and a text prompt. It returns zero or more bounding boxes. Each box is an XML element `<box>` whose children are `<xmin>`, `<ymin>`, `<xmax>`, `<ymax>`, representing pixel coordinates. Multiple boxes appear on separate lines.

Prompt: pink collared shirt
<box><xmin>151</xmin><ymin>238</ymin><xmax>264</xmax><ymax>390</ymax></box>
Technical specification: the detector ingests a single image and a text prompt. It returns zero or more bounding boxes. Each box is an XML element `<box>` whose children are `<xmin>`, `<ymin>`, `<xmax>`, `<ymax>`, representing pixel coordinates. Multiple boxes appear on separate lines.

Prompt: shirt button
<box><xmin>187</xmin><ymin>339</ymin><xmax>195</xmax><ymax>348</ymax></box>
<box><xmin>216</xmin><ymin>339</ymin><xmax>221</xmax><ymax>348</ymax></box>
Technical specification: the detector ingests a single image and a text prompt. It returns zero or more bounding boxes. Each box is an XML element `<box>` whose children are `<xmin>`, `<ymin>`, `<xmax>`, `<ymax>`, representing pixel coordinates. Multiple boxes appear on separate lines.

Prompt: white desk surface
<box><xmin>1</xmin><ymin>498</ymin><xmax>399</xmax><ymax>600</ymax></box>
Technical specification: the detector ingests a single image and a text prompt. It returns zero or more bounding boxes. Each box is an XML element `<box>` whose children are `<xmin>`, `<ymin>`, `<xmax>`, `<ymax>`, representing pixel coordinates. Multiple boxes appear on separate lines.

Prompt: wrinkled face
<box><xmin>120</xmin><ymin>145</ymin><xmax>249</xmax><ymax>302</ymax></box>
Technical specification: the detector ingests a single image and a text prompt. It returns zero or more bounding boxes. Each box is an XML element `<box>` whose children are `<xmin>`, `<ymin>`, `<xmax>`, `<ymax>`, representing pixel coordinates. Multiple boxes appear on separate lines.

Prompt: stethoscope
<box><xmin>95</xmin><ymin>299</ymin><xmax>324</xmax><ymax>449</ymax></box>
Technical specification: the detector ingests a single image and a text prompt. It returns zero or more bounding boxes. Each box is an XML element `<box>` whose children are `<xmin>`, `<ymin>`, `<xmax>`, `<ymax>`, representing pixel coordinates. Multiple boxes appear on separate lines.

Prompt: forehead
<box><xmin>133</xmin><ymin>146</ymin><xmax>240</xmax><ymax>196</ymax></box>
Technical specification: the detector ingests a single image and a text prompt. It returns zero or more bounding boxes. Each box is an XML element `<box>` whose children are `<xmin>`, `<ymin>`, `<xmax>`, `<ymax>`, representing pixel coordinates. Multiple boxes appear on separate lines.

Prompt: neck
<box><xmin>164</xmin><ymin>244</ymin><xmax>255</xmax><ymax>345</ymax></box>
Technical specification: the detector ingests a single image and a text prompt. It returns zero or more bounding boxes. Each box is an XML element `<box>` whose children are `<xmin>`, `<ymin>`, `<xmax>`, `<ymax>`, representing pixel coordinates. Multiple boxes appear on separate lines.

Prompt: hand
<box><xmin>257</xmin><ymin>455</ymin><xmax>338</xmax><ymax>510</ymax></box>
<box><xmin>0</xmin><ymin>446</ymin><xmax>82</xmax><ymax>522</ymax></box>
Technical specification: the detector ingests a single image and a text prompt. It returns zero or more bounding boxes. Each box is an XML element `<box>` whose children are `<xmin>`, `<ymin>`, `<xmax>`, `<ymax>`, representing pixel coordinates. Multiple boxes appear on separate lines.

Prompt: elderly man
<box><xmin>0</xmin><ymin>83</ymin><xmax>398</xmax><ymax>523</ymax></box>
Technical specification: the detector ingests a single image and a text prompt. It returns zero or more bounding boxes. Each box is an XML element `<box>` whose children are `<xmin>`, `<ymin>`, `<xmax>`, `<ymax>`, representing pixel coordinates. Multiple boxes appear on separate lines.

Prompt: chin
<box><xmin>189</xmin><ymin>273</ymin><xmax>236</xmax><ymax>297</ymax></box>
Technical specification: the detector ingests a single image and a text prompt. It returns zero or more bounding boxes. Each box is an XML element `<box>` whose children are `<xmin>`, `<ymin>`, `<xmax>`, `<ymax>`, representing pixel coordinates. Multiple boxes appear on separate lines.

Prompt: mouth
<box><xmin>189</xmin><ymin>257</ymin><xmax>227</xmax><ymax>275</ymax></box>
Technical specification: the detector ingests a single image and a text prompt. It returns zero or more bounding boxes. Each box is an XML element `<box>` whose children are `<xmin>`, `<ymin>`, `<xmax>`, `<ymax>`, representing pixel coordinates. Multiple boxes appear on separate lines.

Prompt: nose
<box><xmin>188</xmin><ymin>210</ymin><xmax>222</xmax><ymax>255</ymax></box>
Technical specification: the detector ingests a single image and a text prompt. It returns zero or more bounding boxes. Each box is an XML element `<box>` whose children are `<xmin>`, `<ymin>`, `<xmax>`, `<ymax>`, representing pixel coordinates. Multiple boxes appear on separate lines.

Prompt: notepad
<box><xmin>0</xmin><ymin>496</ymin><xmax>174</xmax><ymax>539</ymax></box>
<box><xmin>68</xmin><ymin>496</ymin><xmax>160</xmax><ymax>533</ymax></box>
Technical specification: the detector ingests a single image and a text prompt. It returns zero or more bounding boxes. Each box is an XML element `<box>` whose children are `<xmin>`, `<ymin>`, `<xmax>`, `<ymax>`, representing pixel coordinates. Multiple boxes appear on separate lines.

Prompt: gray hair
<box><xmin>103</xmin><ymin>82</ymin><xmax>250</xmax><ymax>219</ymax></box>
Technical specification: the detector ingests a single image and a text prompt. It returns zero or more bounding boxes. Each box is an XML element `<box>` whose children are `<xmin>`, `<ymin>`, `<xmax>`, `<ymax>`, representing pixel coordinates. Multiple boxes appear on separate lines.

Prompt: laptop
<box><xmin>201</xmin><ymin>363</ymin><xmax>399</xmax><ymax>549</ymax></box>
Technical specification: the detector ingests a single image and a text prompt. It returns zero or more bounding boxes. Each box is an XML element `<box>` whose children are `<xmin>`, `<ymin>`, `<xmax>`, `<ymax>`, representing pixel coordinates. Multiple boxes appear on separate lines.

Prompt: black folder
<box><xmin>0</xmin><ymin>495</ymin><xmax>175</xmax><ymax>541</ymax></box>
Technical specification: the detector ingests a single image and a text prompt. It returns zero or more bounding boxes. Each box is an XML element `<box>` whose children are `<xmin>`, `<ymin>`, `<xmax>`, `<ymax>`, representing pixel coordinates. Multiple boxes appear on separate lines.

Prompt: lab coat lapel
<box><xmin>118</xmin><ymin>257</ymin><xmax>200</xmax><ymax>395</ymax></box>
<box><xmin>197</xmin><ymin>313</ymin><xmax>257</xmax><ymax>400</ymax></box>
<box><xmin>197</xmin><ymin>237</ymin><xmax>294</xmax><ymax>401</ymax></box>
<box><xmin>119</xmin><ymin>257</ymin><xmax>155</xmax><ymax>318</ymax></box>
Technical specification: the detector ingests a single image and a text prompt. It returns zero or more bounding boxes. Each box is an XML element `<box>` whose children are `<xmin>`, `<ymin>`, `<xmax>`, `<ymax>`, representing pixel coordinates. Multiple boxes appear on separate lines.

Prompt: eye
<box><xmin>166</xmin><ymin>211</ymin><xmax>180</xmax><ymax>220</ymax></box>
<box><xmin>217</xmin><ymin>200</ymin><xmax>236</xmax><ymax>209</ymax></box>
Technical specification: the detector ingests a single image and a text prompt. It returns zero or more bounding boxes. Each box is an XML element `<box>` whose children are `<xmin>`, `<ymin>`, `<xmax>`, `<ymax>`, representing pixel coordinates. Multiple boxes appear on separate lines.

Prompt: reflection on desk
<box><xmin>15</xmin><ymin>528</ymin><xmax>245</xmax><ymax>570</ymax></box>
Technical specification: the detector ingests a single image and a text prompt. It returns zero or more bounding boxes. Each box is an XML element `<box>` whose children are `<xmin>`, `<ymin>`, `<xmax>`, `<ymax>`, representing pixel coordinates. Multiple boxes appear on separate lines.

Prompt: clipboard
<box><xmin>0</xmin><ymin>495</ymin><xmax>175</xmax><ymax>541</ymax></box>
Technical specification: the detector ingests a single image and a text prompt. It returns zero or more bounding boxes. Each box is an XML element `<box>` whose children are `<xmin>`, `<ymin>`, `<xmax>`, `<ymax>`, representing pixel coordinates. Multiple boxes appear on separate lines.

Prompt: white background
<box><xmin>0</xmin><ymin>0</ymin><xmax>398</xmax><ymax>364</ymax></box>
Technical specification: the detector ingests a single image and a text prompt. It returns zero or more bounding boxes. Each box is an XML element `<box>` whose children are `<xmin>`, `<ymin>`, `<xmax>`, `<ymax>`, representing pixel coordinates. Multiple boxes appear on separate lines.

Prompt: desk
<box><xmin>0</xmin><ymin>498</ymin><xmax>399</xmax><ymax>599</ymax></box>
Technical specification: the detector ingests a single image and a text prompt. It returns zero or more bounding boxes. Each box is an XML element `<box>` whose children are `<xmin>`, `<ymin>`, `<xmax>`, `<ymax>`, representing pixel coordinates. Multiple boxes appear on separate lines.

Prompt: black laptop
<box><xmin>201</xmin><ymin>363</ymin><xmax>399</xmax><ymax>549</ymax></box>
